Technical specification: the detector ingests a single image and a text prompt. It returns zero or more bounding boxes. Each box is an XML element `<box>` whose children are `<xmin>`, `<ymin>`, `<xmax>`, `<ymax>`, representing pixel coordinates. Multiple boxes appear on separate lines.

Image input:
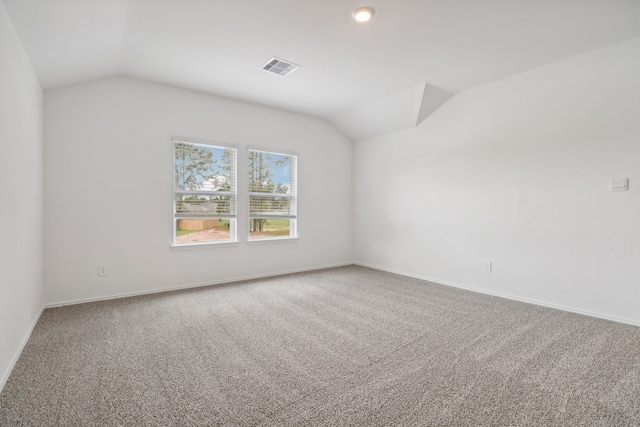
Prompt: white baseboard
<box><xmin>0</xmin><ymin>305</ymin><xmax>45</xmax><ymax>393</ymax></box>
<box><xmin>45</xmin><ymin>262</ymin><xmax>354</xmax><ymax>308</ymax></box>
<box><xmin>354</xmin><ymin>262</ymin><xmax>640</xmax><ymax>328</ymax></box>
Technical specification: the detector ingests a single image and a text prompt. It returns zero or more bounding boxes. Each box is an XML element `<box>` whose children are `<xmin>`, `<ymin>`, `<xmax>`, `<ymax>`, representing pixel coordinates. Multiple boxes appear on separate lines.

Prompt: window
<box><xmin>248</xmin><ymin>149</ymin><xmax>297</xmax><ymax>240</ymax></box>
<box><xmin>174</xmin><ymin>139</ymin><xmax>237</xmax><ymax>245</ymax></box>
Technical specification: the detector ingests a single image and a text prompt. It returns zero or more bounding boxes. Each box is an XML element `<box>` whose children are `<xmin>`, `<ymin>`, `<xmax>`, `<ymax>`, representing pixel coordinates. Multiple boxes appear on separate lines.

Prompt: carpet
<box><xmin>1</xmin><ymin>265</ymin><xmax>639</xmax><ymax>426</ymax></box>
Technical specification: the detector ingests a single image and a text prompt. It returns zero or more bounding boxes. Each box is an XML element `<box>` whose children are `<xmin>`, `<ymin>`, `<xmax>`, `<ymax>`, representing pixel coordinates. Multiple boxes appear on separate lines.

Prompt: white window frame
<box><xmin>247</xmin><ymin>148</ymin><xmax>298</xmax><ymax>242</ymax></box>
<box><xmin>172</xmin><ymin>138</ymin><xmax>238</xmax><ymax>247</ymax></box>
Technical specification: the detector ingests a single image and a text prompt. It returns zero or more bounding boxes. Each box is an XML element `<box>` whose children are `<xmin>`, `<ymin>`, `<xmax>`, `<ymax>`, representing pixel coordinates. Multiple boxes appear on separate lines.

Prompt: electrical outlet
<box><xmin>483</xmin><ymin>261</ymin><xmax>492</xmax><ymax>272</ymax></box>
<box><xmin>98</xmin><ymin>264</ymin><xmax>108</xmax><ymax>277</ymax></box>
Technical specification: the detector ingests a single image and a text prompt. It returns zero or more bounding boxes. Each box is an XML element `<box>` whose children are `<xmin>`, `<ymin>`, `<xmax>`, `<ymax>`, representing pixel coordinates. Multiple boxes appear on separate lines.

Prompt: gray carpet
<box><xmin>1</xmin><ymin>266</ymin><xmax>639</xmax><ymax>426</ymax></box>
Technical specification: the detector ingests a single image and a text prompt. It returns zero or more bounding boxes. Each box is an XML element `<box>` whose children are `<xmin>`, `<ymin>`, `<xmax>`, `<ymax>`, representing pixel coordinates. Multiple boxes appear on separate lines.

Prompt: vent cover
<box><xmin>262</xmin><ymin>57</ymin><xmax>299</xmax><ymax>76</ymax></box>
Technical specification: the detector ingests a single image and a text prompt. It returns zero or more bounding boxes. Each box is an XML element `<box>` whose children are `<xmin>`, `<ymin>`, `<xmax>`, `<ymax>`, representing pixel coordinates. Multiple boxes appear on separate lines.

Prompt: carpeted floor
<box><xmin>1</xmin><ymin>265</ymin><xmax>639</xmax><ymax>426</ymax></box>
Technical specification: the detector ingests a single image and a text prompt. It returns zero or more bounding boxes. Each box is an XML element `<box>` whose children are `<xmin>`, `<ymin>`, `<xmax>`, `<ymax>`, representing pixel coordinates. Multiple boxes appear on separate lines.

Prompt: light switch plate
<box><xmin>609</xmin><ymin>178</ymin><xmax>628</xmax><ymax>192</ymax></box>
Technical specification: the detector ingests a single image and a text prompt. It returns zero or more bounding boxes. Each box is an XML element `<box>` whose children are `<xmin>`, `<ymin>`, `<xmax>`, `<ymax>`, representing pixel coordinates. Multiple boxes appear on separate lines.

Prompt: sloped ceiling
<box><xmin>4</xmin><ymin>0</ymin><xmax>640</xmax><ymax>139</ymax></box>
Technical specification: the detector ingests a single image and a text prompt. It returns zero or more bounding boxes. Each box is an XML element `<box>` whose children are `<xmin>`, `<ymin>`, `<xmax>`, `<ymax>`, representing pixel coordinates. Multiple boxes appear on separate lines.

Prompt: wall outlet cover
<box><xmin>98</xmin><ymin>264</ymin><xmax>108</xmax><ymax>277</ymax></box>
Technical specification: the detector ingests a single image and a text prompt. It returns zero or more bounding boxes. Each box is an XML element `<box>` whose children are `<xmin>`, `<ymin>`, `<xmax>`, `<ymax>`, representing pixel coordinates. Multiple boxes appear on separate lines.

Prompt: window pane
<box><xmin>175</xmin><ymin>142</ymin><xmax>235</xmax><ymax>194</ymax></box>
<box><xmin>248</xmin><ymin>151</ymin><xmax>293</xmax><ymax>193</ymax></box>
<box><xmin>175</xmin><ymin>219</ymin><xmax>234</xmax><ymax>243</ymax></box>
<box><xmin>248</xmin><ymin>219</ymin><xmax>294</xmax><ymax>240</ymax></box>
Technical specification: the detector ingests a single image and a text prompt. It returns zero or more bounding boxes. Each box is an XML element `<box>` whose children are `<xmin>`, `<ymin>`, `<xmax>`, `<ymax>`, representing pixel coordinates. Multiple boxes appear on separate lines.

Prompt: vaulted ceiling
<box><xmin>4</xmin><ymin>0</ymin><xmax>640</xmax><ymax>135</ymax></box>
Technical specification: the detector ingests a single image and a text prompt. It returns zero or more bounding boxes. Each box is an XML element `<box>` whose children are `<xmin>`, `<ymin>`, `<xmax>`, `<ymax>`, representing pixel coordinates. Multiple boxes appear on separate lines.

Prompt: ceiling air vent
<box><xmin>262</xmin><ymin>57</ymin><xmax>299</xmax><ymax>76</ymax></box>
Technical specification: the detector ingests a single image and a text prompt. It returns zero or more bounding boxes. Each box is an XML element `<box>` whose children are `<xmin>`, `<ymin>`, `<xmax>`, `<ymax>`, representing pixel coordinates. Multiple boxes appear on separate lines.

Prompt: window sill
<box><xmin>170</xmin><ymin>241</ymin><xmax>239</xmax><ymax>251</ymax></box>
<box><xmin>246</xmin><ymin>236</ymin><xmax>299</xmax><ymax>245</ymax></box>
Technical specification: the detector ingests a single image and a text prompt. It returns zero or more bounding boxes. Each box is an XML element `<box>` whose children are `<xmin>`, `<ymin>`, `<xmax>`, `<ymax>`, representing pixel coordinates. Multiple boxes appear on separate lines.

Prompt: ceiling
<box><xmin>4</xmin><ymin>0</ymin><xmax>640</xmax><ymax>120</ymax></box>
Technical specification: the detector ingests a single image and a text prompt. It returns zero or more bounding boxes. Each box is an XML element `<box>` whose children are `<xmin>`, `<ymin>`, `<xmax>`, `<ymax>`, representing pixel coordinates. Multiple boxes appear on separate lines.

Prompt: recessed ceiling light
<box><xmin>352</xmin><ymin>7</ymin><xmax>375</xmax><ymax>23</ymax></box>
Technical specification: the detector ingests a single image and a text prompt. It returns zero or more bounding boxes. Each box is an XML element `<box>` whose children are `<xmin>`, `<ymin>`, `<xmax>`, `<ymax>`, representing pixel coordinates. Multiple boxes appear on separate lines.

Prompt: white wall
<box><xmin>0</xmin><ymin>1</ymin><xmax>44</xmax><ymax>390</ymax></box>
<box><xmin>354</xmin><ymin>37</ymin><xmax>640</xmax><ymax>325</ymax></box>
<box><xmin>44</xmin><ymin>77</ymin><xmax>352</xmax><ymax>304</ymax></box>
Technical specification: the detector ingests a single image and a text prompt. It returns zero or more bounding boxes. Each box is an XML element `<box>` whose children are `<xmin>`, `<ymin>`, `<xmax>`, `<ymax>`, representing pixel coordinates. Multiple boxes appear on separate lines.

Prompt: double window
<box><xmin>173</xmin><ymin>140</ymin><xmax>297</xmax><ymax>245</ymax></box>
